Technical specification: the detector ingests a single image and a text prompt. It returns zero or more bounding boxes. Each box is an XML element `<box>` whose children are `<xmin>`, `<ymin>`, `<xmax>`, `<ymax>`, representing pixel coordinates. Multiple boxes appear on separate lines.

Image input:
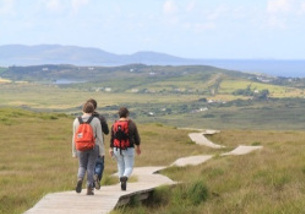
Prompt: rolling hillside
<box><xmin>1</xmin><ymin>63</ymin><xmax>305</xmax><ymax>130</ymax></box>
<box><xmin>1</xmin><ymin>63</ymin><xmax>303</xmax><ymax>95</ymax></box>
<box><xmin>1</xmin><ymin>44</ymin><xmax>305</xmax><ymax>78</ymax></box>
<box><xmin>0</xmin><ymin>45</ymin><xmax>193</xmax><ymax>66</ymax></box>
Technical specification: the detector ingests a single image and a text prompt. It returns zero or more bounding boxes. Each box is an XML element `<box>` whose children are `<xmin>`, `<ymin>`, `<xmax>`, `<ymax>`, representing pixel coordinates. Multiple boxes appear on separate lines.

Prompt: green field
<box><xmin>116</xmin><ymin>129</ymin><xmax>305</xmax><ymax>214</ymax></box>
<box><xmin>1</xmin><ymin>108</ymin><xmax>305</xmax><ymax>214</ymax></box>
<box><xmin>0</xmin><ymin>65</ymin><xmax>305</xmax><ymax>130</ymax></box>
<box><xmin>219</xmin><ymin>79</ymin><xmax>305</xmax><ymax>98</ymax></box>
<box><xmin>2</xmin><ymin>64</ymin><xmax>305</xmax><ymax>213</ymax></box>
<box><xmin>1</xmin><ymin>73</ymin><xmax>305</xmax><ymax>130</ymax></box>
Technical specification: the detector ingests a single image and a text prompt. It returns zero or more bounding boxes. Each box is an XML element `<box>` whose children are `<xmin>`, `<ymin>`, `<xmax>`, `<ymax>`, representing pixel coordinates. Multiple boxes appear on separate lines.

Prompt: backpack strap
<box><xmin>86</xmin><ymin>115</ymin><xmax>95</xmax><ymax>124</ymax></box>
<box><xmin>78</xmin><ymin>116</ymin><xmax>94</xmax><ymax>124</ymax></box>
<box><xmin>78</xmin><ymin>116</ymin><xmax>84</xmax><ymax>124</ymax></box>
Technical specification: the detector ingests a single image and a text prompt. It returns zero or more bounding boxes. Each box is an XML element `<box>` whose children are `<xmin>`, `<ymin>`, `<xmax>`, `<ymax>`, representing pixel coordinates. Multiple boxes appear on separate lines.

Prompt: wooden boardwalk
<box><xmin>188</xmin><ymin>130</ymin><xmax>225</xmax><ymax>149</ymax></box>
<box><xmin>24</xmin><ymin>129</ymin><xmax>263</xmax><ymax>214</ymax></box>
<box><xmin>24</xmin><ymin>167</ymin><xmax>174</xmax><ymax>214</ymax></box>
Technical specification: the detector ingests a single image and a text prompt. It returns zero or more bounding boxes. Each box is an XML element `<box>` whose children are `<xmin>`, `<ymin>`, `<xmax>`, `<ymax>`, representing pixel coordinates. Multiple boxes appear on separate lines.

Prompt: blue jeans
<box><xmin>77</xmin><ymin>145</ymin><xmax>98</xmax><ymax>188</ymax></box>
<box><xmin>113</xmin><ymin>148</ymin><xmax>135</xmax><ymax>179</ymax></box>
<box><xmin>94</xmin><ymin>156</ymin><xmax>104</xmax><ymax>181</ymax></box>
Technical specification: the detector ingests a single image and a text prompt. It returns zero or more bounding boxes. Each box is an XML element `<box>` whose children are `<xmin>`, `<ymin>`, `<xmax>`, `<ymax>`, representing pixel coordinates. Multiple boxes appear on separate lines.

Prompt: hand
<box><xmin>135</xmin><ymin>146</ymin><xmax>141</xmax><ymax>155</ymax></box>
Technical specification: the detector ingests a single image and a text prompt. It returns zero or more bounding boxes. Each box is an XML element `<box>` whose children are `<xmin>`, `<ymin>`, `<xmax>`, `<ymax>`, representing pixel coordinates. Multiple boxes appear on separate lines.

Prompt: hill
<box><xmin>0</xmin><ymin>44</ymin><xmax>194</xmax><ymax>66</ymax></box>
<box><xmin>1</xmin><ymin>44</ymin><xmax>305</xmax><ymax>77</ymax></box>
<box><xmin>1</xmin><ymin>63</ymin><xmax>251</xmax><ymax>83</ymax></box>
<box><xmin>1</xmin><ymin>63</ymin><xmax>305</xmax><ymax>130</ymax></box>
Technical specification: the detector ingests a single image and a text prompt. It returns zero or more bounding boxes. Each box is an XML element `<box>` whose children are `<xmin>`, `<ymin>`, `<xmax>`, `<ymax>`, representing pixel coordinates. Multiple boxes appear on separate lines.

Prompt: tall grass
<box><xmin>0</xmin><ymin>109</ymin><xmax>76</xmax><ymax>214</ymax></box>
<box><xmin>0</xmin><ymin>108</ymin><xmax>212</xmax><ymax>214</ymax></box>
<box><xmin>2</xmin><ymin>108</ymin><xmax>305</xmax><ymax>213</ymax></box>
<box><xmin>113</xmin><ymin>130</ymin><xmax>305</xmax><ymax>214</ymax></box>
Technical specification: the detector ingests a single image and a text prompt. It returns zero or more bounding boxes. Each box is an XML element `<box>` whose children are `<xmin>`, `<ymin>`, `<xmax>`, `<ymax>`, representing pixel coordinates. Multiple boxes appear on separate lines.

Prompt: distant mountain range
<box><xmin>0</xmin><ymin>44</ymin><xmax>197</xmax><ymax>66</ymax></box>
<box><xmin>1</xmin><ymin>44</ymin><xmax>305</xmax><ymax>77</ymax></box>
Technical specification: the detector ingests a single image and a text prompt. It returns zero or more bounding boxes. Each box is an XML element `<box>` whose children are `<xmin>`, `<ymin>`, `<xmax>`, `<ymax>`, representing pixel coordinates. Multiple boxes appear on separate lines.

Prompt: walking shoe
<box><xmin>86</xmin><ymin>187</ymin><xmax>94</xmax><ymax>195</ymax></box>
<box><xmin>120</xmin><ymin>176</ymin><xmax>128</xmax><ymax>191</ymax></box>
<box><xmin>75</xmin><ymin>178</ymin><xmax>83</xmax><ymax>193</ymax></box>
<box><xmin>93</xmin><ymin>174</ymin><xmax>100</xmax><ymax>190</ymax></box>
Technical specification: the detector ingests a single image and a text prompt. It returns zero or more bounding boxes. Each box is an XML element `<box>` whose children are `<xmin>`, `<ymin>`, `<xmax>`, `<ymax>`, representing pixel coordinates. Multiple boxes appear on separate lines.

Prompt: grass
<box><xmin>2</xmin><ymin>108</ymin><xmax>305</xmax><ymax>213</ymax></box>
<box><xmin>2</xmin><ymin>76</ymin><xmax>305</xmax><ymax>131</ymax></box>
<box><xmin>0</xmin><ymin>84</ymin><xmax>202</xmax><ymax>110</ymax></box>
<box><xmin>112</xmin><ymin>129</ymin><xmax>305</xmax><ymax>214</ymax></box>
<box><xmin>219</xmin><ymin>79</ymin><xmax>305</xmax><ymax>98</ymax></box>
<box><xmin>0</xmin><ymin>108</ymin><xmax>212</xmax><ymax>214</ymax></box>
<box><xmin>0</xmin><ymin>109</ymin><xmax>75</xmax><ymax>214</ymax></box>
<box><xmin>2</xmin><ymin>80</ymin><xmax>305</xmax><ymax>132</ymax></box>
<box><xmin>2</xmin><ymin>65</ymin><xmax>305</xmax><ymax>213</ymax></box>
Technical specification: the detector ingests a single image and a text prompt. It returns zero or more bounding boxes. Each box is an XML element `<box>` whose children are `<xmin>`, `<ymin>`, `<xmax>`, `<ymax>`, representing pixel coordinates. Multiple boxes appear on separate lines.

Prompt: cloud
<box><xmin>193</xmin><ymin>22</ymin><xmax>215</xmax><ymax>31</ymax></box>
<box><xmin>300</xmin><ymin>1</ymin><xmax>305</xmax><ymax>14</ymax></box>
<box><xmin>267</xmin><ymin>15</ymin><xmax>287</xmax><ymax>29</ymax></box>
<box><xmin>45</xmin><ymin>0</ymin><xmax>64</xmax><ymax>13</ymax></box>
<box><xmin>267</xmin><ymin>0</ymin><xmax>305</xmax><ymax>15</ymax></box>
<box><xmin>206</xmin><ymin>5</ymin><xmax>229</xmax><ymax>21</ymax></box>
<box><xmin>186</xmin><ymin>0</ymin><xmax>195</xmax><ymax>12</ymax></box>
<box><xmin>71</xmin><ymin>0</ymin><xmax>89</xmax><ymax>14</ymax></box>
<box><xmin>265</xmin><ymin>0</ymin><xmax>297</xmax><ymax>29</ymax></box>
<box><xmin>44</xmin><ymin>0</ymin><xmax>89</xmax><ymax>14</ymax></box>
<box><xmin>267</xmin><ymin>0</ymin><xmax>293</xmax><ymax>14</ymax></box>
<box><xmin>0</xmin><ymin>0</ymin><xmax>15</xmax><ymax>15</ymax></box>
<box><xmin>163</xmin><ymin>0</ymin><xmax>178</xmax><ymax>15</ymax></box>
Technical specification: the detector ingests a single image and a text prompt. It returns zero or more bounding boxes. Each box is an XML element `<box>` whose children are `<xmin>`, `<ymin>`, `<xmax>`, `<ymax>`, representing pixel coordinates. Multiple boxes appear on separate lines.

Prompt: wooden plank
<box><xmin>24</xmin><ymin>166</ymin><xmax>176</xmax><ymax>214</ymax></box>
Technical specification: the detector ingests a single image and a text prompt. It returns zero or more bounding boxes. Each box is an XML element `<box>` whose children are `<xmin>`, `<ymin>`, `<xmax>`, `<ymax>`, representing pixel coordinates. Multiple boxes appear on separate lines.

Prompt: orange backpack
<box><xmin>113</xmin><ymin>120</ymin><xmax>130</xmax><ymax>149</ymax></box>
<box><xmin>74</xmin><ymin>116</ymin><xmax>95</xmax><ymax>151</ymax></box>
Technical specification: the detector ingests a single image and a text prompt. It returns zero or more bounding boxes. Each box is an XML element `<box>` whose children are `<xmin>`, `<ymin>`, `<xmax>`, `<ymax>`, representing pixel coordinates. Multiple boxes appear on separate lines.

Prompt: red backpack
<box><xmin>113</xmin><ymin>120</ymin><xmax>130</xmax><ymax>149</ymax></box>
<box><xmin>74</xmin><ymin>116</ymin><xmax>95</xmax><ymax>151</ymax></box>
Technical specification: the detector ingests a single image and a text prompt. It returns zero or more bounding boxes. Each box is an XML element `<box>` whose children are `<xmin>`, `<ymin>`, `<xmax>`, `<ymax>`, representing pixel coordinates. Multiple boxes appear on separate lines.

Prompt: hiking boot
<box><xmin>120</xmin><ymin>176</ymin><xmax>128</xmax><ymax>191</ymax></box>
<box><xmin>75</xmin><ymin>178</ymin><xmax>83</xmax><ymax>194</ymax></box>
<box><xmin>93</xmin><ymin>174</ymin><xmax>100</xmax><ymax>190</ymax></box>
<box><xmin>86</xmin><ymin>187</ymin><xmax>94</xmax><ymax>195</ymax></box>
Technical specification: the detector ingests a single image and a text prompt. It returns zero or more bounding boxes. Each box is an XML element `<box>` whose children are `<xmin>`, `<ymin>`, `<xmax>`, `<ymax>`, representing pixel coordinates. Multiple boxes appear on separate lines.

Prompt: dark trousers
<box><xmin>94</xmin><ymin>156</ymin><xmax>104</xmax><ymax>181</ymax></box>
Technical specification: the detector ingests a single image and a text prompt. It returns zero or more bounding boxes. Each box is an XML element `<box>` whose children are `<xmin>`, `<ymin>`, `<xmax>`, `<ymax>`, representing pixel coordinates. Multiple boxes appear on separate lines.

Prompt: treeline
<box><xmin>233</xmin><ymin>85</ymin><xmax>269</xmax><ymax>100</ymax></box>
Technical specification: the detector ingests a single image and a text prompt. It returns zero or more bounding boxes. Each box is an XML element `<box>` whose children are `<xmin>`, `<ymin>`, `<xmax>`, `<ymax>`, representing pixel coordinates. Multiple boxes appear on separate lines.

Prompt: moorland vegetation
<box><xmin>1</xmin><ymin>108</ymin><xmax>305</xmax><ymax>213</ymax></box>
<box><xmin>1</xmin><ymin>64</ymin><xmax>305</xmax><ymax>130</ymax></box>
<box><xmin>1</xmin><ymin>64</ymin><xmax>305</xmax><ymax>213</ymax></box>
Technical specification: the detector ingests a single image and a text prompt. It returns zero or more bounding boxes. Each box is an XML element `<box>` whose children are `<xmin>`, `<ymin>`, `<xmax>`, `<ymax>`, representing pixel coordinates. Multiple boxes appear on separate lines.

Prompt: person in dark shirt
<box><xmin>109</xmin><ymin>107</ymin><xmax>141</xmax><ymax>191</ymax></box>
<box><xmin>87</xmin><ymin>98</ymin><xmax>109</xmax><ymax>190</ymax></box>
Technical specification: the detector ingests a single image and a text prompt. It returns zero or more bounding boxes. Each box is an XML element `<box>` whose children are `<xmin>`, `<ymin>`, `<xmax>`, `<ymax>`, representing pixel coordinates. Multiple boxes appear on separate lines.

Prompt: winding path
<box><xmin>24</xmin><ymin>129</ymin><xmax>262</xmax><ymax>214</ymax></box>
<box><xmin>25</xmin><ymin>167</ymin><xmax>174</xmax><ymax>214</ymax></box>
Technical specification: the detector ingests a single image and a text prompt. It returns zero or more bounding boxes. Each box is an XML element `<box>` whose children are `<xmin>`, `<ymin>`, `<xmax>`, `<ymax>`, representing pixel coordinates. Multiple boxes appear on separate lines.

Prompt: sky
<box><xmin>0</xmin><ymin>0</ymin><xmax>305</xmax><ymax>59</ymax></box>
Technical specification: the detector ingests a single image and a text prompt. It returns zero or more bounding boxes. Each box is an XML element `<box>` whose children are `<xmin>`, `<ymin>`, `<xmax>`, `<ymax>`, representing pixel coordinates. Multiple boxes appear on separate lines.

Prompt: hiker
<box><xmin>87</xmin><ymin>98</ymin><xmax>109</xmax><ymax>190</ymax></box>
<box><xmin>109</xmin><ymin>107</ymin><xmax>141</xmax><ymax>191</ymax></box>
<box><xmin>72</xmin><ymin>101</ymin><xmax>104</xmax><ymax>195</ymax></box>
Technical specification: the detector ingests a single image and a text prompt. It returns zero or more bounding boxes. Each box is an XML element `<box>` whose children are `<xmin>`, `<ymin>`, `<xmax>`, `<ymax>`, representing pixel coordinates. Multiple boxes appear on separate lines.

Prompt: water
<box><xmin>54</xmin><ymin>79</ymin><xmax>85</xmax><ymax>84</ymax></box>
<box><xmin>199</xmin><ymin>59</ymin><xmax>305</xmax><ymax>78</ymax></box>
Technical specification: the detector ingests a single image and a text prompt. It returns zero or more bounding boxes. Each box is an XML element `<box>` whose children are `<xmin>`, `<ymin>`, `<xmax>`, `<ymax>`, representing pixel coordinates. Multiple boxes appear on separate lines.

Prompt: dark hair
<box><xmin>118</xmin><ymin>107</ymin><xmax>129</xmax><ymax>118</ymax></box>
<box><xmin>82</xmin><ymin>102</ymin><xmax>95</xmax><ymax>113</ymax></box>
<box><xmin>87</xmin><ymin>98</ymin><xmax>97</xmax><ymax>109</ymax></box>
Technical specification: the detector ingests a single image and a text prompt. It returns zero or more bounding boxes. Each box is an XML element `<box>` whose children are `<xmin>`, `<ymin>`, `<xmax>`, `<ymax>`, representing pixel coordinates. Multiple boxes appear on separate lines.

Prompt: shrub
<box><xmin>145</xmin><ymin>185</ymin><xmax>171</xmax><ymax>207</ymax></box>
<box><xmin>187</xmin><ymin>180</ymin><xmax>209</xmax><ymax>205</ymax></box>
<box><xmin>202</xmin><ymin>114</ymin><xmax>215</xmax><ymax>118</ymax></box>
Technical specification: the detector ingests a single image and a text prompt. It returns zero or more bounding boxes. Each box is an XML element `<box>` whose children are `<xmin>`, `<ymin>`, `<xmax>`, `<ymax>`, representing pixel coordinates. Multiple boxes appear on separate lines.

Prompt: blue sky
<box><xmin>0</xmin><ymin>0</ymin><xmax>305</xmax><ymax>59</ymax></box>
